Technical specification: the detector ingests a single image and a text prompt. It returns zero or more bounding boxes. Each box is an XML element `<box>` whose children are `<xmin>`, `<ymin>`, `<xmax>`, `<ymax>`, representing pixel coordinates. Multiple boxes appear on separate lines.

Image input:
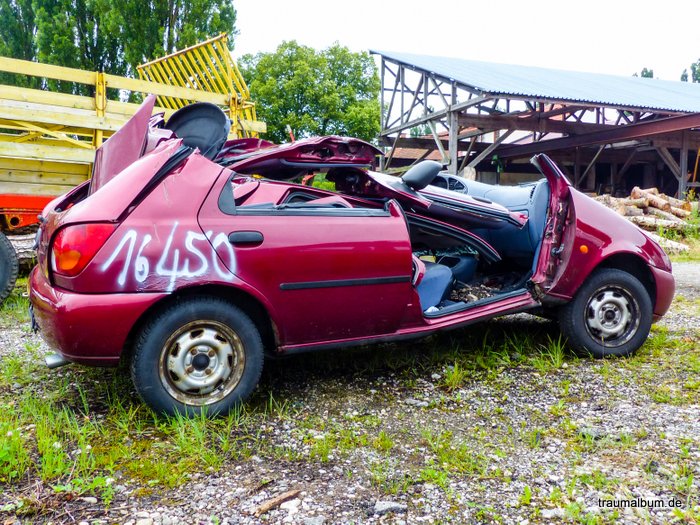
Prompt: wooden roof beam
<box><xmin>494</xmin><ymin>113</ymin><xmax>700</xmax><ymax>158</ymax></box>
<box><xmin>457</xmin><ymin>113</ymin><xmax>612</xmax><ymax>135</ymax></box>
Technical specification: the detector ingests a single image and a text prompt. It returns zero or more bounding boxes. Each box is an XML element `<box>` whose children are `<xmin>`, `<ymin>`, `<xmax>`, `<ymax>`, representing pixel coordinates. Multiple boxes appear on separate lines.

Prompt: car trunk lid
<box><xmin>89</xmin><ymin>95</ymin><xmax>156</xmax><ymax>193</ymax></box>
<box><xmin>226</xmin><ymin>135</ymin><xmax>383</xmax><ymax>176</ymax></box>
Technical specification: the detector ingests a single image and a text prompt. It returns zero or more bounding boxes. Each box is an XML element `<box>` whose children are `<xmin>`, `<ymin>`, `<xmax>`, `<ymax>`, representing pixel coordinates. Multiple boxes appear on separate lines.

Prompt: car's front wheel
<box><xmin>131</xmin><ymin>296</ymin><xmax>264</xmax><ymax>416</ymax></box>
<box><xmin>558</xmin><ymin>268</ymin><xmax>652</xmax><ymax>358</ymax></box>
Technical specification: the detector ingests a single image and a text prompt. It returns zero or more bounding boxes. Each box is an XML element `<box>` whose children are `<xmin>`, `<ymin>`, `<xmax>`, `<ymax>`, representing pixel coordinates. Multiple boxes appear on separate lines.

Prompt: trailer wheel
<box><xmin>0</xmin><ymin>231</ymin><xmax>19</xmax><ymax>305</ymax></box>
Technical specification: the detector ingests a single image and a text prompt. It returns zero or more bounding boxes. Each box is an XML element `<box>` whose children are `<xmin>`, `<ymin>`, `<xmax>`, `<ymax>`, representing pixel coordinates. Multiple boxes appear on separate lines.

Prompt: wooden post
<box><xmin>380</xmin><ymin>56</ymin><xmax>385</xmax><ymax>135</ymax></box>
<box><xmin>448</xmin><ymin>111</ymin><xmax>458</xmax><ymax>174</ymax></box>
<box><xmin>679</xmin><ymin>130</ymin><xmax>689</xmax><ymax>197</ymax></box>
<box><xmin>93</xmin><ymin>71</ymin><xmax>106</xmax><ymax>147</ymax></box>
<box><xmin>448</xmin><ymin>83</ymin><xmax>458</xmax><ymax>174</ymax></box>
<box><xmin>610</xmin><ymin>162</ymin><xmax>617</xmax><ymax>195</ymax></box>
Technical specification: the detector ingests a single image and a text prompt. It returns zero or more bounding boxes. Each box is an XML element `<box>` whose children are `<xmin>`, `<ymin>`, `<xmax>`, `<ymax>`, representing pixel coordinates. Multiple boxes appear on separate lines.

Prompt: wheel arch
<box><xmin>596</xmin><ymin>252</ymin><xmax>656</xmax><ymax>306</ymax></box>
<box><xmin>121</xmin><ymin>284</ymin><xmax>279</xmax><ymax>365</ymax></box>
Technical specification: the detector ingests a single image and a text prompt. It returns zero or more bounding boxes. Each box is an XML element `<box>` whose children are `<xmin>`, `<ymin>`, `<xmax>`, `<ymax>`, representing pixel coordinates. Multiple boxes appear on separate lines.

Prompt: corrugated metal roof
<box><xmin>372</xmin><ymin>50</ymin><xmax>700</xmax><ymax>114</ymax></box>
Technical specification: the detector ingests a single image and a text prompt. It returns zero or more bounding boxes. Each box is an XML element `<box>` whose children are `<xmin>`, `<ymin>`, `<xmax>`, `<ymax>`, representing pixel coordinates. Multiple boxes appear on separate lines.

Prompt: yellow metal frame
<box><xmin>0</xmin><ymin>33</ymin><xmax>265</xmax><ymax>199</ymax></box>
<box><xmin>137</xmin><ymin>33</ymin><xmax>262</xmax><ymax>137</ymax></box>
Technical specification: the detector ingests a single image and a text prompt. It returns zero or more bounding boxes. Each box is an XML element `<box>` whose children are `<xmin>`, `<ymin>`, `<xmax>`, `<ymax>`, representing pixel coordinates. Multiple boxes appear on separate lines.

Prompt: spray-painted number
<box><xmin>101</xmin><ymin>222</ymin><xmax>235</xmax><ymax>290</ymax></box>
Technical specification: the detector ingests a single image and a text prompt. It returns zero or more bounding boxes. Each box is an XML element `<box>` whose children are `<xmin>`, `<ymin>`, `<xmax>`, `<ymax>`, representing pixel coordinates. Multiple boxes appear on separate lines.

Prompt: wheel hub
<box><xmin>585</xmin><ymin>287</ymin><xmax>638</xmax><ymax>346</ymax></box>
<box><xmin>191</xmin><ymin>352</ymin><xmax>210</xmax><ymax>371</ymax></box>
<box><xmin>158</xmin><ymin>321</ymin><xmax>246</xmax><ymax>405</ymax></box>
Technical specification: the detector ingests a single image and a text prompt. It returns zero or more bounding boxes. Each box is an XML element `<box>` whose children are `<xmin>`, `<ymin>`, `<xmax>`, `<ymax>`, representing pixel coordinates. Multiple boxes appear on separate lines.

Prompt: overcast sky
<box><xmin>232</xmin><ymin>0</ymin><xmax>700</xmax><ymax>82</ymax></box>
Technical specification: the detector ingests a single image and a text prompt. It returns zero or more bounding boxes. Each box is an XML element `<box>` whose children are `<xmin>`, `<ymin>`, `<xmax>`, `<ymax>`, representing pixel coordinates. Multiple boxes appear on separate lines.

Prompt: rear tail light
<box><xmin>51</xmin><ymin>223</ymin><xmax>117</xmax><ymax>277</ymax></box>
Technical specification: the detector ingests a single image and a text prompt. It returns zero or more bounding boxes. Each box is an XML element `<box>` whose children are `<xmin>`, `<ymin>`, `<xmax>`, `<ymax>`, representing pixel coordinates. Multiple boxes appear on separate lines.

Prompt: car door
<box><xmin>198</xmin><ymin>181</ymin><xmax>414</xmax><ymax>346</ymax></box>
<box><xmin>528</xmin><ymin>154</ymin><xmax>576</xmax><ymax>295</ymax></box>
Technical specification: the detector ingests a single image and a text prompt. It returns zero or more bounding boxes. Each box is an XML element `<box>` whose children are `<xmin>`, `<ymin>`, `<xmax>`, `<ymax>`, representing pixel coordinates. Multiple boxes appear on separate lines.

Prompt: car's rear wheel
<box><xmin>0</xmin><ymin>232</ymin><xmax>19</xmax><ymax>305</ymax></box>
<box><xmin>558</xmin><ymin>268</ymin><xmax>652</xmax><ymax>358</ymax></box>
<box><xmin>131</xmin><ymin>296</ymin><xmax>263</xmax><ymax>416</ymax></box>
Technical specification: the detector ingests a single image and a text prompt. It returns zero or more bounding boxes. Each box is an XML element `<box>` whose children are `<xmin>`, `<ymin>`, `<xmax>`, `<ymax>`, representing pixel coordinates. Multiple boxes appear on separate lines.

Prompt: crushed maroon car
<box><xmin>29</xmin><ymin>96</ymin><xmax>675</xmax><ymax>416</ymax></box>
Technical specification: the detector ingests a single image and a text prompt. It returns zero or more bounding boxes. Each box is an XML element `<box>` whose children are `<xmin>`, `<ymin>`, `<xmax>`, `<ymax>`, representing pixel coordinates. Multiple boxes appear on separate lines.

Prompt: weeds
<box><xmin>531</xmin><ymin>334</ymin><xmax>568</xmax><ymax>372</ymax></box>
<box><xmin>441</xmin><ymin>361</ymin><xmax>469</xmax><ymax>391</ymax></box>
<box><xmin>0</xmin><ymin>416</ymin><xmax>31</xmax><ymax>482</ymax></box>
<box><xmin>518</xmin><ymin>485</ymin><xmax>532</xmax><ymax>506</ymax></box>
<box><xmin>372</xmin><ymin>430</ymin><xmax>394</xmax><ymax>453</ymax></box>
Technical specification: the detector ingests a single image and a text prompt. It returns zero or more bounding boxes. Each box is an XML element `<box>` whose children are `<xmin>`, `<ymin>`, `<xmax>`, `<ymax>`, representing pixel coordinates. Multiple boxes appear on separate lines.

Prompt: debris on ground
<box><xmin>450</xmin><ymin>283</ymin><xmax>497</xmax><ymax>303</ymax></box>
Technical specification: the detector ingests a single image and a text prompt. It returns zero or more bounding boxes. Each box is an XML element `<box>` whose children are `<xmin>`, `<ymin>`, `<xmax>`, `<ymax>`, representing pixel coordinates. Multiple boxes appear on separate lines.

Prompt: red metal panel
<box><xmin>0</xmin><ymin>194</ymin><xmax>53</xmax><ymax>230</ymax></box>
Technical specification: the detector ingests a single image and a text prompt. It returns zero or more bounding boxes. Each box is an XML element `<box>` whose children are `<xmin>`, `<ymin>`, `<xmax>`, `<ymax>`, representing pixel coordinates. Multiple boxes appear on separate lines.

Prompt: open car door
<box><xmin>528</xmin><ymin>154</ymin><xmax>576</xmax><ymax>297</ymax></box>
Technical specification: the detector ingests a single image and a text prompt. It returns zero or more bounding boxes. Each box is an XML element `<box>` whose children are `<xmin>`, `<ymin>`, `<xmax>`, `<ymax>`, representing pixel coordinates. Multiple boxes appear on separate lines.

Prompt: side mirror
<box><xmin>401</xmin><ymin>160</ymin><xmax>443</xmax><ymax>190</ymax></box>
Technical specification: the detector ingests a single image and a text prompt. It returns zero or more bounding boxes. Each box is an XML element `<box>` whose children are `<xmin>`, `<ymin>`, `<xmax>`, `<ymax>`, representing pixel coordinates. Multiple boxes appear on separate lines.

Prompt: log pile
<box><xmin>8</xmin><ymin>233</ymin><xmax>36</xmax><ymax>269</ymax></box>
<box><xmin>593</xmin><ymin>187</ymin><xmax>697</xmax><ymax>253</ymax></box>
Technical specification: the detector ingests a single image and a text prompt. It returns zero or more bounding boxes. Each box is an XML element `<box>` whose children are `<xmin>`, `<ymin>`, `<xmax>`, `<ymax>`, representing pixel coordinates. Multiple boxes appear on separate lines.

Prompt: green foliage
<box><xmin>441</xmin><ymin>361</ymin><xmax>469</xmax><ymax>391</ymax></box>
<box><xmin>633</xmin><ymin>68</ymin><xmax>654</xmax><ymax>78</ymax></box>
<box><xmin>0</xmin><ymin>277</ymin><xmax>29</xmax><ymax>328</ymax></box>
<box><xmin>682</xmin><ymin>59</ymin><xmax>700</xmax><ymax>83</ymax></box>
<box><xmin>372</xmin><ymin>430</ymin><xmax>394</xmax><ymax>453</ymax></box>
<box><xmin>0</xmin><ymin>0</ymin><xmax>237</xmax><ymax>94</ymax></box>
<box><xmin>240</xmin><ymin>41</ymin><xmax>380</xmax><ymax>143</ymax></box>
<box><xmin>518</xmin><ymin>485</ymin><xmax>532</xmax><ymax>506</ymax></box>
<box><xmin>0</xmin><ymin>0</ymin><xmax>38</xmax><ymax>87</ymax></box>
<box><xmin>0</xmin><ymin>416</ymin><xmax>31</xmax><ymax>481</ymax></box>
<box><xmin>105</xmin><ymin>0</ymin><xmax>237</xmax><ymax>74</ymax></box>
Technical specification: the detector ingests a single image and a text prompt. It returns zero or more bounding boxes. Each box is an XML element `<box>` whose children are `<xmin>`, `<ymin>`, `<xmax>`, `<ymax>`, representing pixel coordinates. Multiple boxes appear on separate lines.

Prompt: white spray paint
<box><xmin>100</xmin><ymin>222</ymin><xmax>235</xmax><ymax>290</ymax></box>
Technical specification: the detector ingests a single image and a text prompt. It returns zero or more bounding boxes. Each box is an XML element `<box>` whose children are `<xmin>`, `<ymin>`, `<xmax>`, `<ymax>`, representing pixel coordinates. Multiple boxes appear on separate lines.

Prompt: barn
<box><xmin>373</xmin><ymin>50</ymin><xmax>700</xmax><ymax>197</ymax></box>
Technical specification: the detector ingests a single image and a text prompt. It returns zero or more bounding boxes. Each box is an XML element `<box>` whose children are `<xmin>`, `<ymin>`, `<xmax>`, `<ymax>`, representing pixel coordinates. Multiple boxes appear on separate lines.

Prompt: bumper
<box><xmin>29</xmin><ymin>267</ymin><xmax>168</xmax><ymax>366</ymax></box>
<box><xmin>650</xmin><ymin>265</ymin><xmax>675</xmax><ymax>321</ymax></box>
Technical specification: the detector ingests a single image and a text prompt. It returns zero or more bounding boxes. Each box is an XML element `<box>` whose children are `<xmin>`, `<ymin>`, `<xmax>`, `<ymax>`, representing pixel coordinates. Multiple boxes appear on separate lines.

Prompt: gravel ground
<box><xmin>1</xmin><ymin>264</ymin><xmax>698</xmax><ymax>524</ymax></box>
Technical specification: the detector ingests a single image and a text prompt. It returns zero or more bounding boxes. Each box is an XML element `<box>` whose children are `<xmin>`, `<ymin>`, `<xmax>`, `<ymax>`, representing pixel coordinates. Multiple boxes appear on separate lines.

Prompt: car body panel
<box><xmin>528</xmin><ymin>154</ymin><xmax>574</xmax><ymax>293</ymax></box>
<box><xmin>279</xmin><ymin>290</ymin><xmax>538</xmax><ymax>353</ymax></box>
<box><xmin>56</xmin><ymin>152</ymin><xmax>227</xmax><ymax>293</ymax></box>
<box><xmin>29</xmin><ymin>265</ymin><xmax>166</xmax><ymax>364</ymax></box>
<box><xmin>226</xmin><ymin>135</ymin><xmax>383</xmax><ymax>177</ymax></box>
<box><xmin>649</xmin><ymin>266</ymin><xmax>675</xmax><ymax>319</ymax></box>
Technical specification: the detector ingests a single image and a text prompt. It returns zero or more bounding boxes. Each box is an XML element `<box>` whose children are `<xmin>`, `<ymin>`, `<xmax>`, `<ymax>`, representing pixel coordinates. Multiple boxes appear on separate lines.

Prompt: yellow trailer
<box><xmin>0</xmin><ymin>33</ymin><xmax>264</xmax><ymax>302</ymax></box>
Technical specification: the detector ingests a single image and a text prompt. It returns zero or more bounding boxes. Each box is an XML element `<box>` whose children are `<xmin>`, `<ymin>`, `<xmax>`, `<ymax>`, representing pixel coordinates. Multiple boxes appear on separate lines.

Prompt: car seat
<box><xmin>415</xmin><ymin>262</ymin><xmax>454</xmax><ymax>311</ymax></box>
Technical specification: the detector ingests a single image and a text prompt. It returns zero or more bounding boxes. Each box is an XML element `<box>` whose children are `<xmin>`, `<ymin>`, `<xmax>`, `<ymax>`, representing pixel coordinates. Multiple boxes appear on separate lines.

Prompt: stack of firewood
<box><xmin>594</xmin><ymin>187</ymin><xmax>697</xmax><ymax>231</ymax></box>
<box><xmin>593</xmin><ymin>187</ymin><xmax>698</xmax><ymax>253</ymax></box>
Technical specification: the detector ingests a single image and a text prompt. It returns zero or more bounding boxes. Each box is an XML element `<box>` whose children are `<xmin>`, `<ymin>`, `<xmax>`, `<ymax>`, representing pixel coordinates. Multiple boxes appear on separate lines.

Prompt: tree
<box><xmin>0</xmin><ymin>0</ymin><xmax>38</xmax><ymax>87</ymax></box>
<box><xmin>106</xmin><ymin>0</ymin><xmax>237</xmax><ymax>75</ymax></box>
<box><xmin>0</xmin><ymin>0</ymin><xmax>237</xmax><ymax>93</ymax></box>
<box><xmin>240</xmin><ymin>41</ymin><xmax>380</xmax><ymax>144</ymax></box>
<box><xmin>681</xmin><ymin>59</ymin><xmax>700</xmax><ymax>82</ymax></box>
<box><xmin>633</xmin><ymin>68</ymin><xmax>653</xmax><ymax>78</ymax></box>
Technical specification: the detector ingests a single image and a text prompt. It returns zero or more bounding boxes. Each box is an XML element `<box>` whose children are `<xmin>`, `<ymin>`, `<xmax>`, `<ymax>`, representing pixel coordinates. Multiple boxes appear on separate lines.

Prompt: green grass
<box><xmin>441</xmin><ymin>361</ymin><xmax>469</xmax><ymax>391</ymax></box>
<box><xmin>663</xmin><ymin>210</ymin><xmax>700</xmax><ymax>262</ymax></box>
<box><xmin>518</xmin><ymin>485</ymin><xmax>532</xmax><ymax>506</ymax></box>
<box><xmin>0</xmin><ymin>277</ymin><xmax>30</xmax><ymax>328</ymax></box>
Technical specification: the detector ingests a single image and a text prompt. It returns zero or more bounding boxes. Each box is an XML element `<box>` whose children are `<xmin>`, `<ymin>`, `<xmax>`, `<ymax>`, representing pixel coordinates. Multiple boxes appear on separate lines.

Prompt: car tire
<box><xmin>131</xmin><ymin>296</ymin><xmax>264</xmax><ymax>417</ymax></box>
<box><xmin>558</xmin><ymin>268</ymin><xmax>652</xmax><ymax>358</ymax></box>
<box><xmin>0</xmin><ymin>232</ymin><xmax>19</xmax><ymax>305</ymax></box>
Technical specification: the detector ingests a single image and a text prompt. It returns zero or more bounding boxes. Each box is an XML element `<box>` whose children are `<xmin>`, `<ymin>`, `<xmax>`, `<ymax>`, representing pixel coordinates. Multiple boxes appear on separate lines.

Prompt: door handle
<box><xmin>228</xmin><ymin>231</ymin><xmax>264</xmax><ymax>246</ymax></box>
